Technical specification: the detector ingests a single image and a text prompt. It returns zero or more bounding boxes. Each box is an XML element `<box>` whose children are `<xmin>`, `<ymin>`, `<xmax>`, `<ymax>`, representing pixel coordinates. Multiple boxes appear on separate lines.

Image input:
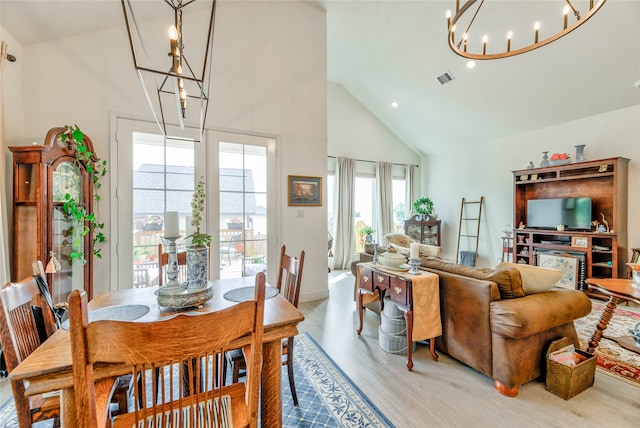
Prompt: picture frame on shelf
<box><xmin>571</xmin><ymin>236</ymin><xmax>588</xmax><ymax>248</ymax></box>
<box><xmin>288</xmin><ymin>175</ymin><xmax>322</xmax><ymax>206</ymax></box>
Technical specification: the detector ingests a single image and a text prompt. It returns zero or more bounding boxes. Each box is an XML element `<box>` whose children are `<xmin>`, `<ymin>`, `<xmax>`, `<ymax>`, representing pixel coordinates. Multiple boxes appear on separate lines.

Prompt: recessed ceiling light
<box><xmin>466</xmin><ymin>60</ymin><xmax>476</xmax><ymax>69</ymax></box>
<box><xmin>391</xmin><ymin>101</ymin><xmax>399</xmax><ymax>108</ymax></box>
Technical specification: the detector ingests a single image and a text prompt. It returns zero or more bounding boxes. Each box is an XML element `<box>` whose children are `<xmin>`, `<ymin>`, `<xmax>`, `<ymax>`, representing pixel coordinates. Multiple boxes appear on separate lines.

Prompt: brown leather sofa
<box><xmin>352</xmin><ymin>253</ymin><xmax>592</xmax><ymax>397</ymax></box>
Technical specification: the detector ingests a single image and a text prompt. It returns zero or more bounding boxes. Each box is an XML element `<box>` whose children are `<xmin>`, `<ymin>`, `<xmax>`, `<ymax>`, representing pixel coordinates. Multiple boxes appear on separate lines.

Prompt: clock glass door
<box><xmin>51</xmin><ymin>160</ymin><xmax>85</xmax><ymax>303</ymax></box>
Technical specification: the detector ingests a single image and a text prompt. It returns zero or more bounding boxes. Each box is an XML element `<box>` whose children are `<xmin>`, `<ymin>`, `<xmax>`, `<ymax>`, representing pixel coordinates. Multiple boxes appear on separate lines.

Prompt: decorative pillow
<box><xmin>420</xmin><ymin>257</ymin><xmax>525</xmax><ymax>299</ymax></box>
<box><xmin>383</xmin><ymin>233</ymin><xmax>414</xmax><ymax>248</ymax></box>
<box><xmin>419</xmin><ymin>244</ymin><xmax>443</xmax><ymax>258</ymax></box>
<box><xmin>499</xmin><ymin>262</ymin><xmax>563</xmax><ymax>295</ymax></box>
<box><xmin>384</xmin><ymin>233</ymin><xmax>443</xmax><ymax>259</ymax></box>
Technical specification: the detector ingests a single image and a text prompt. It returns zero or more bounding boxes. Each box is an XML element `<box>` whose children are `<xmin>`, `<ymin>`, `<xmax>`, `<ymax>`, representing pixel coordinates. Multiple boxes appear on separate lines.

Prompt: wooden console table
<box><xmin>356</xmin><ymin>263</ymin><xmax>441</xmax><ymax>370</ymax></box>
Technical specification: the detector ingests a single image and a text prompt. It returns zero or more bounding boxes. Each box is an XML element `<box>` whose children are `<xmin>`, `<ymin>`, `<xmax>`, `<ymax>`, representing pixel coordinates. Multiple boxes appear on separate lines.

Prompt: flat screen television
<box><xmin>527</xmin><ymin>198</ymin><xmax>592</xmax><ymax>230</ymax></box>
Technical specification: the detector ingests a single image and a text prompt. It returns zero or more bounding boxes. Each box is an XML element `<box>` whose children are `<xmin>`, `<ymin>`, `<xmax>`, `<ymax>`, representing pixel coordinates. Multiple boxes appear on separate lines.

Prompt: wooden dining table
<box><xmin>9</xmin><ymin>276</ymin><xmax>305</xmax><ymax>427</ymax></box>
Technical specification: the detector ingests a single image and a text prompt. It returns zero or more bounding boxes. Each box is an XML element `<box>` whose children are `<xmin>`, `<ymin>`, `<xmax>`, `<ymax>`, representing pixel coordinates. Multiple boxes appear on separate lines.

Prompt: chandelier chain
<box><xmin>456</xmin><ymin>0</ymin><xmax>485</xmax><ymax>49</ymax></box>
<box><xmin>565</xmin><ymin>0</ymin><xmax>581</xmax><ymax>19</ymax></box>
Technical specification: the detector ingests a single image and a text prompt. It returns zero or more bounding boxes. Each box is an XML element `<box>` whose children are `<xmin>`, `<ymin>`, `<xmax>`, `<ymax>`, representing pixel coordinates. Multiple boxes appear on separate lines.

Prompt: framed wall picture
<box><xmin>537</xmin><ymin>253</ymin><xmax>579</xmax><ymax>290</ymax></box>
<box><xmin>571</xmin><ymin>236</ymin><xmax>588</xmax><ymax>248</ymax></box>
<box><xmin>288</xmin><ymin>175</ymin><xmax>322</xmax><ymax>206</ymax></box>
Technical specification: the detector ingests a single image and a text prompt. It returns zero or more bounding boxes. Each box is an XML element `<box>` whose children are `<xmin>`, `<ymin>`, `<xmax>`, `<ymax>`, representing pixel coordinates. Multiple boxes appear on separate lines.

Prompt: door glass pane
<box><xmin>132</xmin><ymin>132</ymin><xmax>195</xmax><ymax>287</ymax></box>
<box><xmin>392</xmin><ymin>178</ymin><xmax>406</xmax><ymax>233</ymax></box>
<box><xmin>354</xmin><ymin>177</ymin><xmax>374</xmax><ymax>252</ymax></box>
<box><xmin>219</xmin><ymin>142</ymin><xmax>267</xmax><ymax>278</ymax></box>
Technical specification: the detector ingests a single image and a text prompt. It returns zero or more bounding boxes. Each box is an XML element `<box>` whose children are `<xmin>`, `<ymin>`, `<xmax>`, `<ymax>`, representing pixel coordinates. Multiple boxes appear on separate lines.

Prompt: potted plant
<box><xmin>186</xmin><ymin>176</ymin><xmax>212</xmax><ymax>288</ymax></box>
<box><xmin>358</xmin><ymin>226</ymin><xmax>375</xmax><ymax>244</ymax></box>
<box><xmin>226</xmin><ymin>217</ymin><xmax>244</xmax><ymax>230</ymax></box>
<box><xmin>413</xmin><ymin>197</ymin><xmax>435</xmax><ymax>221</ymax></box>
<box><xmin>59</xmin><ymin>125</ymin><xmax>107</xmax><ymax>264</ymax></box>
<box><xmin>135</xmin><ymin>215</ymin><xmax>164</xmax><ymax>231</ymax></box>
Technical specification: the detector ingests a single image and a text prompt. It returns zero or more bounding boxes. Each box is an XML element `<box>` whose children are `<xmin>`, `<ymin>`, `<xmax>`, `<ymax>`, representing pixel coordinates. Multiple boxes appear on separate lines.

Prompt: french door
<box><xmin>114</xmin><ymin>119</ymin><xmax>204</xmax><ymax>289</ymax></box>
<box><xmin>207</xmin><ymin>130</ymin><xmax>277</xmax><ymax>280</ymax></box>
<box><xmin>113</xmin><ymin>119</ymin><xmax>276</xmax><ymax>288</ymax></box>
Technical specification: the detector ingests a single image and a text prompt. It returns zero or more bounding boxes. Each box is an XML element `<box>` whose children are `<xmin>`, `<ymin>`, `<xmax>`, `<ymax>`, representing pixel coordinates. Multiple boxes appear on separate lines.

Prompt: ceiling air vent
<box><xmin>436</xmin><ymin>71</ymin><xmax>454</xmax><ymax>85</ymax></box>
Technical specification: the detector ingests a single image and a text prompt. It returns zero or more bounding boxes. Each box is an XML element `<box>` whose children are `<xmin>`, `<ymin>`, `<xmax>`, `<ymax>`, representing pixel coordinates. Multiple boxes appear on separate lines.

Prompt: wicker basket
<box><xmin>380</xmin><ymin>311</ymin><xmax>406</xmax><ymax>335</ymax></box>
<box><xmin>382</xmin><ymin>297</ymin><xmax>404</xmax><ymax>318</ymax></box>
<box><xmin>546</xmin><ymin>337</ymin><xmax>596</xmax><ymax>400</ymax></box>
<box><xmin>378</xmin><ymin>325</ymin><xmax>417</xmax><ymax>355</ymax></box>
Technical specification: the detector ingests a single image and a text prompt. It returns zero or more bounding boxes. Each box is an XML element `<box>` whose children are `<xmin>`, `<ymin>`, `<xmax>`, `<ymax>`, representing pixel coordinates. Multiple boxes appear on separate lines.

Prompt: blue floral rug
<box><xmin>0</xmin><ymin>333</ymin><xmax>393</xmax><ymax>427</ymax></box>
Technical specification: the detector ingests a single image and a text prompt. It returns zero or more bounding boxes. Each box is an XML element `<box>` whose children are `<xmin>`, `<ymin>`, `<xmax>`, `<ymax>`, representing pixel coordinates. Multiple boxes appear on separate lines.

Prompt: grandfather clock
<box><xmin>10</xmin><ymin>127</ymin><xmax>94</xmax><ymax>303</ymax></box>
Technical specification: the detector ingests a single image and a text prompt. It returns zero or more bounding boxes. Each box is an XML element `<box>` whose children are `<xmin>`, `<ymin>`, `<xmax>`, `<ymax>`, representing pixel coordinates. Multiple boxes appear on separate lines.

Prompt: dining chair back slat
<box><xmin>0</xmin><ymin>261</ymin><xmax>59</xmax><ymax>428</ymax></box>
<box><xmin>68</xmin><ymin>272</ymin><xmax>266</xmax><ymax>428</ymax></box>
<box><xmin>226</xmin><ymin>245</ymin><xmax>305</xmax><ymax>405</ymax></box>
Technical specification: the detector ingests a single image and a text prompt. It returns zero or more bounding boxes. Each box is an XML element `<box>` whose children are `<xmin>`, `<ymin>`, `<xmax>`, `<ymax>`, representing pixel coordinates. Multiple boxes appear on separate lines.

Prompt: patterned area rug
<box><xmin>574</xmin><ymin>302</ymin><xmax>640</xmax><ymax>385</ymax></box>
<box><xmin>0</xmin><ymin>333</ymin><xmax>393</xmax><ymax>427</ymax></box>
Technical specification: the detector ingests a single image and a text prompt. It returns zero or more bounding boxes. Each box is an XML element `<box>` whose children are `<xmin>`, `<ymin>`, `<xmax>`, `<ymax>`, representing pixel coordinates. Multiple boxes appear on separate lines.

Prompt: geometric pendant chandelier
<box><xmin>446</xmin><ymin>0</ymin><xmax>607</xmax><ymax>60</ymax></box>
<box><xmin>121</xmin><ymin>0</ymin><xmax>217</xmax><ymax>141</ymax></box>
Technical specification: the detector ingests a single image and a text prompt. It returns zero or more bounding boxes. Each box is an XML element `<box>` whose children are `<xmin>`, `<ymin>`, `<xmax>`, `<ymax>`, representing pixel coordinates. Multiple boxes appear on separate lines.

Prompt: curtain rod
<box><xmin>327</xmin><ymin>155</ymin><xmax>418</xmax><ymax>168</ymax></box>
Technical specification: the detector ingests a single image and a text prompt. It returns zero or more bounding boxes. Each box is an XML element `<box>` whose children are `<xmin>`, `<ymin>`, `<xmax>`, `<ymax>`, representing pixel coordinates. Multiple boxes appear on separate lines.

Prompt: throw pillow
<box><xmin>383</xmin><ymin>233</ymin><xmax>414</xmax><ymax>248</ymax></box>
<box><xmin>420</xmin><ymin>256</ymin><xmax>525</xmax><ymax>299</ymax></box>
<box><xmin>419</xmin><ymin>244</ymin><xmax>443</xmax><ymax>258</ymax></box>
<box><xmin>499</xmin><ymin>262</ymin><xmax>563</xmax><ymax>295</ymax></box>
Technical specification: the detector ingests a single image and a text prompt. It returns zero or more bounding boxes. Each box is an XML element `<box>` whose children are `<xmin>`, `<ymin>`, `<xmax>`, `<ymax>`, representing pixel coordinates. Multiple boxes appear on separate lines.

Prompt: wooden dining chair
<box><xmin>68</xmin><ymin>272</ymin><xmax>266</xmax><ymax>428</ymax></box>
<box><xmin>158</xmin><ymin>243</ymin><xmax>188</xmax><ymax>286</ymax></box>
<box><xmin>226</xmin><ymin>245</ymin><xmax>305</xmax><ymax>405</ymax></box>
<box><xmin>0</xmin><ymin>262</ymin><xmax>60</xmax><ymax>428</ymax></box>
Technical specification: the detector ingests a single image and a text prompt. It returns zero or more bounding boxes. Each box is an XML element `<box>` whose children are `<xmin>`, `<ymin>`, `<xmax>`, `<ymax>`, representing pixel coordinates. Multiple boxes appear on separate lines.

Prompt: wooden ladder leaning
<box><xmin>456</xmin><ymin>197</ymin><xmax>484</xmax><ymax>266</ymax></box>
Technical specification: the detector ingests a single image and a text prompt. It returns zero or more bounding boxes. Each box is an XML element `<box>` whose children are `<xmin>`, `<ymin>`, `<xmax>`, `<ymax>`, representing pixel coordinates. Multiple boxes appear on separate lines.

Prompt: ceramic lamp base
<box><xmin>408</xmin><ymin>258</ymin><xmax>421</xmax><ymax>275</ymax></box>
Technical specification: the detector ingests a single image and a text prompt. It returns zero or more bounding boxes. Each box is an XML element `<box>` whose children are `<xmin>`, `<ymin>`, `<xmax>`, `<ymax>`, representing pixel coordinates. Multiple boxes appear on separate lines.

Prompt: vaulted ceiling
<box><xmin>2</xmin><ymin>0</ymin><xmax>639</xmax><ymax>154</ymax></box>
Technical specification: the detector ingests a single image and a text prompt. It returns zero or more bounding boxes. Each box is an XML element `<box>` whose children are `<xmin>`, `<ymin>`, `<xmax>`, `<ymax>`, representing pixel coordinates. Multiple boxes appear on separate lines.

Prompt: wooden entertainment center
<box><xmin>512</xmin><ymin>157</ymin><xmax>629</xmax><ymax>290</ymax></box>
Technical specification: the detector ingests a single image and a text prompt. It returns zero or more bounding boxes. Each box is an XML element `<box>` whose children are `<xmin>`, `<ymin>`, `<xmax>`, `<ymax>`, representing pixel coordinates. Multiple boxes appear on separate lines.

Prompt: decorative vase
<box><xmin>540</xmin><ymin>151</ymin><xmax>550</xmax><ymax>167</ymax></box>
<box><xmin>187</xmin><ymin>246</ymin><xmax>209</xmax><ymax>289</ymax></box>
<box><xmin>365</xmin><ymin>234</ymin><xmax>373</xmax><ymax>244</ymax></box>
<box><xmin>575</xmin><ymin>144</ymin><xmax>586</xmax><ymax>162</ymax></box>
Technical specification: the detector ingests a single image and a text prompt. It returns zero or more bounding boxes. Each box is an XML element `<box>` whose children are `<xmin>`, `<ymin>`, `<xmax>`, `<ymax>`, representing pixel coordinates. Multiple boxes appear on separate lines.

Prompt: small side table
<box><xmin>585</xmin><ymin>277</ymin><xmax>640</xmax><ymax>354</ymax></box>
<box><xmin>501</xmin><ymin>236</ymin><xmax>514</xmax><ymax>262</ymax></box>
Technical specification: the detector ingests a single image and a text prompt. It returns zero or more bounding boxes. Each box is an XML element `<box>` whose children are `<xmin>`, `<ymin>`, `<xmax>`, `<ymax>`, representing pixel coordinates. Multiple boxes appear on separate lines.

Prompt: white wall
<box><xmin>1</xmin><ymin>2</ymin><xmax>328</xmax><ymax>301</ymax></box>
<box><xmin>328</xmin><ymin>83</ymin><xmax>420</xmax><ymax>165</ymax></box>
<box><xmin>424</xmin><ymin>105</ymin><xmax>640</xmax><ymax>267</ymax></box>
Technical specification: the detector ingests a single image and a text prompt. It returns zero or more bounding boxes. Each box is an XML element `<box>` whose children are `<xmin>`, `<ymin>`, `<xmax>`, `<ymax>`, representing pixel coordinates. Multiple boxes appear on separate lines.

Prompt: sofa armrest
<box><xmin>490</xmin><ymin>289</ymin><xmax>592</xmax><ymax>339</ymax></box>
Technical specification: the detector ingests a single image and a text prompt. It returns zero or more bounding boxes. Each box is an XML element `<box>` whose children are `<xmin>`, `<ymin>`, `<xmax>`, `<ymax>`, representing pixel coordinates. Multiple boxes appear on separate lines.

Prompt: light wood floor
<box><xmin>2</xmin><ymin>272</ymin><xmax>638</xmax><ymax>427</ymax></box>
<box><xmin>297</xmin><ymin>270</ymin><xmax>639</xmax><ymax>428</ymax></box>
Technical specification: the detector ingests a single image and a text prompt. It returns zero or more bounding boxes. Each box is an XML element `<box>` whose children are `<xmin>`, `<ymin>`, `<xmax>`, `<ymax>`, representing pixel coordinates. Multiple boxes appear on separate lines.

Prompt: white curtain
<box><xmin>375</xmin><ymin>161</ymin><xmax>394</xmax><ymax>241</ymax></box>
<box><xmin>332</xmin><ymin>157</ymin><xmax>356</xmax><ymax>270</ymax></box>
<box><xmin>0</xmin><ymin>41</ymin><xmax>10</xmax><ymax>286</ymax></box>
<box><xmin>405</xmin><ymin>164</ymin><xmax>417</xmax><ymax>220</ymax></box>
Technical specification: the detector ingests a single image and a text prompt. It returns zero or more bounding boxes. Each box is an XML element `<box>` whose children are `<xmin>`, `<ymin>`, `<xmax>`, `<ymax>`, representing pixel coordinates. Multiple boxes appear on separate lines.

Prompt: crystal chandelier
<box><xmin>121</xmin><ymin>0</ymin><xmax>217</xmax><ymax>140</ymax></box>
<box><xmin>446</xmin><ymin>0</ymin><xmax>607</xmax><ymax>60</ymax></box>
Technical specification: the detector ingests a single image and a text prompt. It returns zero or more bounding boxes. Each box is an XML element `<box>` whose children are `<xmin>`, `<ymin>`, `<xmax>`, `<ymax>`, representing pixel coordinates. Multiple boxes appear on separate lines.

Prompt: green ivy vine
<box><xmin>59</xmin><ymin>125</ymin><xmax>107</xmax><ymax>264</ymax></box>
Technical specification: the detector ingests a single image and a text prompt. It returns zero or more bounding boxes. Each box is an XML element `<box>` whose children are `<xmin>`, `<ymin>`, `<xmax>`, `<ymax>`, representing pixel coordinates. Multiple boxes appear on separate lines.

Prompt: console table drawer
<box><xmin>389</xmin><ymin>277</ymin><xmax>409</xmax><ymax>306</ymax></box>
<box><xmin>373</xmin><ymin>271</ymin><xmax>390</xmax><ymax>289</ymax></box>
<box><xmin>359</xmin><ymin>267</ymin><xmax>374</xmax><ymax>292</ymax></box>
